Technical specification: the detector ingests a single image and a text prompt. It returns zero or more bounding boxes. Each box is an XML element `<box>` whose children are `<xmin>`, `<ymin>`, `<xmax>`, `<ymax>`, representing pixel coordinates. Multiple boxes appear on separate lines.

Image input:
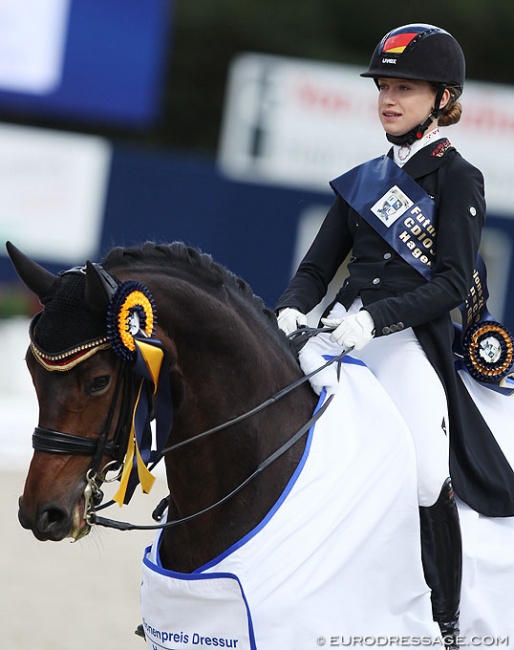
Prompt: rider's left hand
<box><xmin>322</xmin><ymin>310</ymin><xmax>375</xmax><ymax>351</ymax></box>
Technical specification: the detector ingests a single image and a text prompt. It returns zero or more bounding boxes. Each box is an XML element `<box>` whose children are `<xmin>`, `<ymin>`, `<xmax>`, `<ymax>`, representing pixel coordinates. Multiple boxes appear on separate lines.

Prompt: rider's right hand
<box><xmin>277</xmin><ymin>308</ymin><xmax>307</xmax><ymax>335</ymax></box>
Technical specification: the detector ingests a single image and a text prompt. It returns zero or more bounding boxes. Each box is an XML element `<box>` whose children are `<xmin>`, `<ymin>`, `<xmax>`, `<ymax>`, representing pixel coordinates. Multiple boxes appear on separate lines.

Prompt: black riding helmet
<box><xmin>361</xmin><ymin>24</ymin><xmax>466</xmax><ymax>145</ymax></box>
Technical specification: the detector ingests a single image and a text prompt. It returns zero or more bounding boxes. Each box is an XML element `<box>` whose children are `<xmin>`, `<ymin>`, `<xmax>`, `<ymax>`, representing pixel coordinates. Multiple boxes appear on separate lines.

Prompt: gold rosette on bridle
<box><xmin>106</xmin><ymin>281</ymin><xmax>172</xmax><ymax>506</ymax></box>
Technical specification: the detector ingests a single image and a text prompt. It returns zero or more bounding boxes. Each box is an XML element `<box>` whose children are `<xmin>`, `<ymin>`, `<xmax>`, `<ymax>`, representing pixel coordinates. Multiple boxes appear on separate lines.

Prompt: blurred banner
<box><xmin>218</xmin><ymin>53</ymin><xmax>514</xmax><ymax>218</ymax></box>
<box><xmin>0</xmin><ymin>123</ymin><xmax>111</xmax><ymax>263</ymax></box>
<box><xmin>0</xmin><ymin>0</ymin><xmax>172</xmax><ymax>126</ymax></box>
<box><xmin>0</xmin><ymin>0</ymin><xmax>69</xmax><ymax>94</ymax></box>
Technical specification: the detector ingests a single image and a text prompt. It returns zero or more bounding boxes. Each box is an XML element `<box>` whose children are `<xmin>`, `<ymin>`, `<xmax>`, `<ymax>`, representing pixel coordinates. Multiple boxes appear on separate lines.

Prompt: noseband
<box><xmin>32</xmin><ymin>361</ymin><xmax>135</xmax><ymax>477</ymax></box>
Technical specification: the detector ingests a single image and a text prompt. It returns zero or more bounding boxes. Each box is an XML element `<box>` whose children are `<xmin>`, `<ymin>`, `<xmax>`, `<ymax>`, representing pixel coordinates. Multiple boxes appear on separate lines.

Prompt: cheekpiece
<box><xmin>106</xmin><ymin>280</ymin><xmax>157</xmax><ymax>362</ymax></box>
<box><xmin>463</xmin><ymin>320</ymin><xmax>514</xmax><ymax>384</ymax></box>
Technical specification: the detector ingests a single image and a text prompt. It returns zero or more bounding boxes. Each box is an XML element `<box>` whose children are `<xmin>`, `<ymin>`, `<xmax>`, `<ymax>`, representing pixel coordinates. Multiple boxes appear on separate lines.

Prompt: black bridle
<box><xmin>90</xmin><ymin>385</ymin><xmax>335</xmax><ymax>531</ymax></box>
<box><xmin>32</xmin><ymin>361</ymin><xmax>137</xmax><ymax>509</ymax></box>
<box><xmin>31</xmin><ymin>326</ymin><xmax>346</xmax><ymax>532</ymax></box>
<box><xmin>33</xmin><ymin>362</ymin><xmax>132</xmax><ymax>458</ymax></box>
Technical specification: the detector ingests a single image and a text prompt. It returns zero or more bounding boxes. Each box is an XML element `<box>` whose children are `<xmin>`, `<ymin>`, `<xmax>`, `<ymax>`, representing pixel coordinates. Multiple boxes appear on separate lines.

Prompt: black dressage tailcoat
<box><xmin>276</xmin><ymin>139</ymin><xmax>514</xmax><ymax>516</ymax></box>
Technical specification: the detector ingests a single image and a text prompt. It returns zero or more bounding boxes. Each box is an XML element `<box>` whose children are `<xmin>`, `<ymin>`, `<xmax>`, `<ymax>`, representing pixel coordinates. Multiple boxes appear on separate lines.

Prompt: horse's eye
<box><xmin>87</xmin><ymin>376</ymin><xmax>110</xmax><ymax>394</ymax></box>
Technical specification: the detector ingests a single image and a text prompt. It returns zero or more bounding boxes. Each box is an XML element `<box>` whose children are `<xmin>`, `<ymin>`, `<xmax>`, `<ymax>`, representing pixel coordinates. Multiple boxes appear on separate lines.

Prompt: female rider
<box><xmin>275</xmin><ymin>23</ymin><xmax>483</xmax><ymax>647</ymax></box>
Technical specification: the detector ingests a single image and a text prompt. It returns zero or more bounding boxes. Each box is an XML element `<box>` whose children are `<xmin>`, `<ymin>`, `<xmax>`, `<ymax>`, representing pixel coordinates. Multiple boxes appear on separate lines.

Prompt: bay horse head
<box><xmin>6</xmin><ymin>241</ymin><xmax>133</xmax><ymax>541</ymax></box>
<box><xmin>8</xmin><ymin>241</ymin><xmax>316</xmax><ymax>569</ymax></box>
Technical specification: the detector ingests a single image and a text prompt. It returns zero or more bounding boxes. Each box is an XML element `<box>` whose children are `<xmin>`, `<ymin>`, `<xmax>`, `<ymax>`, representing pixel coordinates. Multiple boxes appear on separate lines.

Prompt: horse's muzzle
<box><xmin>18</xmin><ymin>495</ymin><xmax>85</xmax><ymax>542</ymax></box>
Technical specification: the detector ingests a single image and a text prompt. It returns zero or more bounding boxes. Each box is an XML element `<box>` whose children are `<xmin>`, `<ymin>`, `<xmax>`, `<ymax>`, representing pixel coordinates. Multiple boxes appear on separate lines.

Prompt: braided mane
<box><xmin>101</xmin><ymin>241</ymin><xmax>281</xmax><ymax>335</ymax></box>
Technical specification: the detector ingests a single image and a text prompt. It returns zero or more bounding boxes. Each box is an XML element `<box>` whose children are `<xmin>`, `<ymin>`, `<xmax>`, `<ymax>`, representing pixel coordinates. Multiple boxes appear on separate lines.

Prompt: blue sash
<box><xmin>330</xmin><ymin>155</ymin><xmax>437</xmax><ymax>280</ymax></box>
<box><xmin>330</xmin><ymin>155</ymin><xmax>514</xmax><ymax>394</ymax></box>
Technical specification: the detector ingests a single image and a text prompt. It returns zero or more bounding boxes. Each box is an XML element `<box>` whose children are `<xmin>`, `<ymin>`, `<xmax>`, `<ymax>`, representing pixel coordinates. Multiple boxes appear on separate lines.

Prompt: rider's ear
<box><xmin>5</xmin><ymin>240</ymin><xmax>57</xmax><ymax>302</ymax></box>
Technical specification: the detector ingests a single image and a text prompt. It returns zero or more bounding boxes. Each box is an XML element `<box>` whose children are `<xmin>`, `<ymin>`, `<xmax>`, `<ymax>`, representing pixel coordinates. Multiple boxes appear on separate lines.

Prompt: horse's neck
<box><xmin>133</xmin><ymin>271</ymin><xmax>317</xmax><ymax>572</ymax></box>
<box><xmin>159</xmin><ymin>344</ymin><xmax>316</xmax><ymax>573</ymax></box>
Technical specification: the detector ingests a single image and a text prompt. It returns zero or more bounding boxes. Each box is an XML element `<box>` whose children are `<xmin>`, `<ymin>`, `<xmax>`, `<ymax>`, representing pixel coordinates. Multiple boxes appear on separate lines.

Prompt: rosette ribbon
<box><xmin>455</xmin><ymin>254</ymin><xmax>514</xmax><ymax>396</ymax></box>
<box><xmin>112</xmin><ymin>335</ymin><xmax>172</xmax><ymax>506</ymax></box>
<box><xmin>105</xmin><ymin>280</ymin><xmax>173</xmax><ymax>505</ymax></box>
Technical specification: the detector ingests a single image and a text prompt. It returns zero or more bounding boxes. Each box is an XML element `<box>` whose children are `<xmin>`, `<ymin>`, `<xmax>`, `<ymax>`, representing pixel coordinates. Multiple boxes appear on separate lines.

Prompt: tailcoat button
<box><xmin>372</xmin><ymin>277</ymin><xmax>381</xmax><ymax>285</ymax></box>
<box><xmin>382</xmin><ymin>326</ymin><xmax>391</xmax><ymax>335</ymax></box>
<box><xmin>383</xmin><ymin>252</ymin><xmax>392</xmax><ymax>260</ymax></box>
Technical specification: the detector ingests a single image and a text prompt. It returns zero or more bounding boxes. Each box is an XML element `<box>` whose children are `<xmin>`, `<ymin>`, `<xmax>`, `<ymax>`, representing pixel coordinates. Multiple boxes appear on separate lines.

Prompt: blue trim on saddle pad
<box><xmin>142</xmin><ymin>549</ymin><xmax>257</xmax><ymax>650</ymax></box>
<box><xmin>323</xmin><ymin>354</ymin><xmax>366</xmax><ymax>367</ymax></box>
<box><xmin>181</xmin><ymin>393</ymin><xmax>330</xmax><ymax>572</ymax></box>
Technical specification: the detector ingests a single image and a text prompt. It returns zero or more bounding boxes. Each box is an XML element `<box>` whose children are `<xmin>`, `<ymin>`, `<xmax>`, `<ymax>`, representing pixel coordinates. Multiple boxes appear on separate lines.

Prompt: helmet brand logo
<box><xmin>382</xmin><ymin>58</ymin><xmax>397</xmax><ymax>64</ymax></box>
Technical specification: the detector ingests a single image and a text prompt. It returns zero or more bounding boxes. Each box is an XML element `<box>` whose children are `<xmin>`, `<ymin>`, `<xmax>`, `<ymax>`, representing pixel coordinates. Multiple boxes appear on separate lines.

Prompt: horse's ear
<box><xmin>5</xmin><ymin>240</ymin><xmax>57</xmax><ymax>300</ymax></box>
<box><xmin>84</xmin><ymin>260</ymin><xmax>116</xmax><ymax>313</ymax></box>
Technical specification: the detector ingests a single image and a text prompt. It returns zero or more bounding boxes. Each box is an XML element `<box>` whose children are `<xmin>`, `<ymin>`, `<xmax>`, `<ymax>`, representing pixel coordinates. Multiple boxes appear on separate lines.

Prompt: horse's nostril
<box><xmin>18</xmin><ymin>498</ymin><xmax>32</xmax><ymax>530</ymax></box>
<box><xmin>37</xmin><ymin>504</ymin><xmax>71</xmax><ymax>541</ymax></box>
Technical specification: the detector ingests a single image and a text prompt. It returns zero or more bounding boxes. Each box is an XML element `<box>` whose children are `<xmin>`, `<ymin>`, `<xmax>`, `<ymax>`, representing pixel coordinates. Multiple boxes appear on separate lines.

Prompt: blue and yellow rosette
<box><xmin>456</xmin><ymin>254</ymin><xmax>514</xmax><ymax>395</ymax></box>
<box><xmin>107</xmin><ymin>281</ymin><xmax>156</xmax><ymax>361</ymax></box>
<box><xmin>106</xmin><ymin>281</ymin><xmax>172</xmax><ymax>505</ymax></box>
<box><xmin>462</xmin><ymin>320</ymin><xmax>514</xmax><ymax>389</ymax></box>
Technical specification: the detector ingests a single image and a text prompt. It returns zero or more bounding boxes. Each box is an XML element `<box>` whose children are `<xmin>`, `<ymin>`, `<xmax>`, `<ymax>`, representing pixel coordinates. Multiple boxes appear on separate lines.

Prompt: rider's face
<box><xmin>376</xmin><ymin>77</ymin><xmax>440</xmax><ymax>138</ymax></box>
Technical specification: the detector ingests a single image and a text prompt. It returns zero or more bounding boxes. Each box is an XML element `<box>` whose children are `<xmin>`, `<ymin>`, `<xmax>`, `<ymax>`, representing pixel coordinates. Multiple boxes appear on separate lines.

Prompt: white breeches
<box><xmin>300</xmin><ymin>300</ymin><xmax>450</xmax><ymax>507</ymax></box>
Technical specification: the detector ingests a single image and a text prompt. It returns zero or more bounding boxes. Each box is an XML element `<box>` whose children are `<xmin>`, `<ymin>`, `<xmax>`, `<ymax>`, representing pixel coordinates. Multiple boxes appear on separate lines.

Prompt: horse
<box><xmin>10</xmin><ymin>241</ymin><xmax>318</xmax><ymax>563</ymax></box>
<box><xmin>6</xmin><ymin>240</ymin><xmax>514</xmax><ymax>649</ymax></box>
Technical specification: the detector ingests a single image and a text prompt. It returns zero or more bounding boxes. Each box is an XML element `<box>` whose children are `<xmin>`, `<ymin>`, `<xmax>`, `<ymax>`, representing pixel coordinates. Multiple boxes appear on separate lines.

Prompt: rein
<box><xmin>89</xmin><ymin>392</ymin><xmax>335</xmax><ymax>531</ymax></box>
<box><xmin>88</xmin><ymin>329</ymin><xmax>347</xmax><ymax>532</ymax></box>
<box><xmin>32</xmin><ymin>323</ymin><xmax>346</xmax><ymax>533</ymax></box>
<box><xmin>157</xmin><ymin>329</ymin><xmax>338</xmax><ymax>457</ymax></box>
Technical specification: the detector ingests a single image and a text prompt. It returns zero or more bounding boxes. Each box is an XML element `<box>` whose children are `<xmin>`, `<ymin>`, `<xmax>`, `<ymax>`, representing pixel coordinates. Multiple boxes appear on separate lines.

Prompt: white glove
<box><xmin>277</xmin><ymin>308</ymin><xmax>308</xmax><ymax>335</ymax></box>
<box><xmin>321</xmin><ymin>310</ymin><xmax>375</xmax><ymax>351</ymax></box>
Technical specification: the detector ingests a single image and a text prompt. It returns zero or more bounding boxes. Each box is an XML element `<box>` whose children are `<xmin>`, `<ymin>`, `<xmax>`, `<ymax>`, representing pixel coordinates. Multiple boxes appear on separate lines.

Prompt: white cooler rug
<box><xmin>139</xmin><ymin>358</ymin><xmax>514</xmax><ymax>650</ymax></box>
<box><xmin>140</xmin><ymin>357</ymin><xmax>440</xmax><ymax>649</ymax></box>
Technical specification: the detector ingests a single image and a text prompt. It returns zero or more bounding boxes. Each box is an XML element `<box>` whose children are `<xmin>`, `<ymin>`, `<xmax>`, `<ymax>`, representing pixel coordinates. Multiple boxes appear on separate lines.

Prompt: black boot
<box><xmin>419</xmin><ymin>478</ymin><xmax>462</xmax><ymax>649</ymax></box>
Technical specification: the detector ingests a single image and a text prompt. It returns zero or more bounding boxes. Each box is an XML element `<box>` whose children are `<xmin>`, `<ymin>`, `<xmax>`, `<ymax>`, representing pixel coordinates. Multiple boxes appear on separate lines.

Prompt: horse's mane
<box><xmin>101</xmin><ymin>241</ymin><xmax>289</xmax><ymax>344</ymax></box>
